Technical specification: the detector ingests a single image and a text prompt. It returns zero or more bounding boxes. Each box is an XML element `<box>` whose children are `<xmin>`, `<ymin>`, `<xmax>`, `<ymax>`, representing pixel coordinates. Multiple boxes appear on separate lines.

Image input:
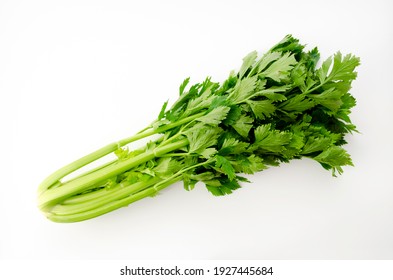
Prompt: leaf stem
<box><xmin>46</xmin><ymin>175</ymin><xmax>183</xmax><ymax>223</ymax></box>
<box><xmin>38</xmin><ymin>138</ymin><xmax>190</xmax><ymax>211</ymax></box>
<box><xmin>38</xmin><ymin>112</ymin><xmax>204</xmax><ymax>194</ymax></box>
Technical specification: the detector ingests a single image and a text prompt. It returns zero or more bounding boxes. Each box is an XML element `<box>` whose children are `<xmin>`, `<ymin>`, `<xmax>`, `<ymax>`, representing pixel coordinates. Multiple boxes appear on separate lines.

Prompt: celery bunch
<box><xmin>38</xmin><ymin>35</ymin><xmax>359</xmax><ymax>222</ymax></box>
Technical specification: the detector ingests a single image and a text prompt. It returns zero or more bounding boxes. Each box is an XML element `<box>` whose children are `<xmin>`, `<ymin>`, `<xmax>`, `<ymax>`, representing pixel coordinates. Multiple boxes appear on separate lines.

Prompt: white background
<box><xmin>1</xmin><ymin>0</ymin><xmax>393</xmax><ymax>261</ymax></box>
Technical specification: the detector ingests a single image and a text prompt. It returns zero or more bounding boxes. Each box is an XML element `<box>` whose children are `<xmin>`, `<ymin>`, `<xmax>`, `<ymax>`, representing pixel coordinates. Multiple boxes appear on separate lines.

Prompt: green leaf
<box><xmin>254</xmin><ymin>85</ymin><xmax>291</xmax><ymax>94</ymax></box>
<box><xmin>170</xmin><ymin>82</ymin><xmax>201</xmax><ymax>114</ymax></box>
<box><xmin>223</xmin><ymin>106</ymin><xmax>242</xmax><ymax>125</ymax></box>
<box><xmin>301</xmin><ymin>137</ymin><xmax>333</xmax><ymax>154</ymax></box>
<box><xmin>329</xmin><ymin>52</ymin><xmax>360</xmax><ymax>82</ymax></box>
<box><xmin>185</xmin><ymin>86</ymin><xmax>215</xmax><ymax>114</ymax></box>
<box><xmin>218</xmin><ymin>73</ymin><xmax>238</xmax><ymax>95</ymax></box>
<box><xmin>154</xmin><ymin>158</ymin><xmax>183</xmax><ymax>178</ymax></box>
<box><xmin>232</xmin><ymin>114</ymin><xmax>253</xmax><ymax>138</ymax></box>
<box><xmin>206</xmin><ymin>185</ymin><xmax>224</xmax><ymax>196</ymax></box>
<box><xmin>114</xmin><ymin>147</ymin><xmax>129</xmax><ymax>160</ymax></box>
<box><xmin>215</xmin><ymin>155</ymin><xmax>236</xmax><ymax>180</ymax></box>
<box><xmin>317</xmin><ymin>56</ymin><xmax>332</xmax><ymax>83</ymax></box>
<box><xmin>235</xmin><ymin>154</ymin><xmax>266</xmax><ymax>174</ymax></box>
<box><xmin>158</xmin><ymin>100</ymin><xmax>168</xmax><ymax>120</ymax></box>
<box><xmin>145</xmin><ymin>141</ymin><xmax>157</xmax><ymax>152</ymax></box>
<box><xmin>209</xmin><ymin>96</ymin><xmax>229</xmax><ymax>110</ymax></box>
<box><xmin>270</xmin><ymin>34</ymin><xmax>304</xmax><ymax>54</ymax></box>
<box><xmin>184</xmin><ymin>124</ymin><xmax>222</xmax><ymax>154</ymax></box>
<box><xmin>303</xmin><ymin>75</ymin><xmax>316</xmax><ymax>89</ymax></box>
<box><xmin>179</xmin><ymin>77</ymin><xmax>190</xmax><ymax>95</ymax></box>
<box><xmin>280</xmin><ymin>94</ymin><xmax>315</xmax><ymax>112</ymax></box>
<box><xmin>304</xmin><ymin>47</ymin><xmax>320</xmax><ymax>70</ymax></box>
<box><xmin>229</xmin><ymin>76</ymin><xmax>257</xmax><ymax>104</ymax></box>
<box><xmin>262</xmin><ymin>52</ymin><xmax>297</xmax><ymax>82</ymax></box>
<box><xmin>253</xmin><ymin>85</ymin><xmax>291</xmax><ymax>101</ymax></box>
<box><xmin>255</xmin><ymin>51</ymin><xmax>281</xmax><ymax>73</ymax></box>
<box><xmin>341</xmin><ymin>92</ymin><xmax>357</xmax><ymax>110</ymax></box>
<box><xmin>204</xmin><ymin>178</ymin><xmax>224</xmax><ymax>196</ymax></box>
<box><xmin>196</xmin><ymin>106</ymin><xmax>230</xmax><ymax>125</ymax></box>
<box><xmin>190</xmin><ymin>172</ymin><xmax>216</xmax><ymax>182</ymax></box>
<box><xmin>239</xmin><ymin>51</ymin><xmax>257</xmax><ymax>78</ymax></box>
<box><xmin>219</xmin><ymin>137</ymin><xmax>249</xmax><ymax>155</ymax></box>
<box><xmin>200</xmin><ymin>147</ymin><xmax>217</xmax><ymax>159</ymax></box>
<box><xmin>183</xmin><ymin>174</ymin><xmax>193</xmax><ymax>191</ymax></box>
<box><xmin>125</xmin><ymin>171</ymin><xmax>150</xmax><ymax>185</ymax></box>
<box><xmin>335</xmin><ymin>92</ymin><xmax>357</xmax><ymax>124</ymax></box>
<box><xmin>288</xmin><ymin>131</ymin><xmax>305</xmax><ymax>151</ymax></box>
<box><xmin>291</xmin><ymin>63</ymin><xmax>307</xmax><ymax>91</ymax></box>
<box><xmin>105</xmin><ymin>176</ymin><xmax>118</xmax><ymax>189</ymax></box>
<box><xmin>140</xmin><ymin>168</ymin><xmax>155</xmax><ymax>177</ymax></box>
<box><xmin>205</xmin><ymin>177</ymin><xmax>241</xmax><ymax>196</ymax></box>
<box><xmin>247</xmin><ymin>100</ymin><xmax>276</xmax><ymax>119</ymax></box>
<box><xmin>219</xmin><ymin>178</ymin><xmax>242</xmax><ymax>194</ymax></box>
<box><xmin>314</xmin><ymin>146</ymin><xmax>353</xmax><ymax>176</ymax></box>
<box><xmin>254</xmin><ymin>124</ymin><xmax>292</xmax><ymax>152</ymax></box>
<box><xmin>309</xmin><ymin>88</ymin><xmax>343</xmax><ymax>112</ymax></box>
<box><xmin>125</xmin><ymin>171</ymin><xmax>139</xmax><ymax>184</ymax></box>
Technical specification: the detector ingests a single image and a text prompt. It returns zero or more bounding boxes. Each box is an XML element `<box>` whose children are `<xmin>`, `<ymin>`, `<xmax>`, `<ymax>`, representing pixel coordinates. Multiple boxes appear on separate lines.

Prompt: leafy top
<box><xmin>149</xmin><ymin>34</ymin><xmax>359</xmax><ymax>195</ymax></box>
